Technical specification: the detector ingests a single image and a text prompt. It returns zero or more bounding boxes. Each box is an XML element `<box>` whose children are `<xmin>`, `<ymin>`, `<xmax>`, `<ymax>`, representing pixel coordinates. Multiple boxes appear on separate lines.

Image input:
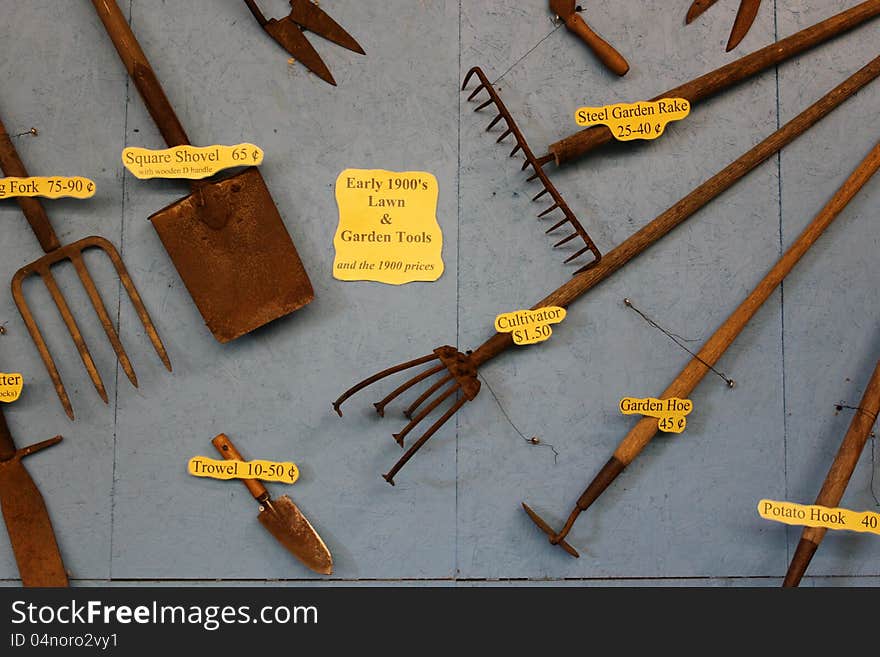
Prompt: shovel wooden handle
<box><xmin>547</xmin><ymin>0</ymin><xmax>880</xmax><ymax>165</ymax></box>
<box><xmin>92</xmin><ymin>0</ymin><xmax>191</xmax><ymax>148</ymax></box>
<box><xmin>565</xmin><ymin>14</ymin><xmax>629</xmax><ymax>77</ymax></box>
<box><xmin>212</xmin><ymin>433</ymin><xmax>269</xmax><ymax>501</ymax></box>
<box><xmin>0</xmin><ymin>115</ymin><xmax>61</xmax><ymax>253</ymax></box>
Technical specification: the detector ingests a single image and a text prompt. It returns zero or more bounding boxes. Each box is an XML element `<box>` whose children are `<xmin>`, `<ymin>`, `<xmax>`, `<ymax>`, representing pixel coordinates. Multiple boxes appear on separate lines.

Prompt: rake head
<box><xmin>11</xmin><ymin>235</ymin><xmax>171</xmax><ymax>421</ymax></box>
<box><xmin>462</xmin><ymin>66</ymin><xmax>602</xmax><ymax>274</ymax></box>
<box><xmin>333</xmin><ymin>346</ymin><xmax>481</xmax><ymax>485</ymax></box>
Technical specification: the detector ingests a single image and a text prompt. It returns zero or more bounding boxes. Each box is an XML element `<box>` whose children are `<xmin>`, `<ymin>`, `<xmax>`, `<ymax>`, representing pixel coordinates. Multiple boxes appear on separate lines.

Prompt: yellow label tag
<box><xmin>188</xmin><ymin>457</ymin><xmax>299</xmax><ymax>485</ymax></box>
<box><xmin>333</xmin><ymin>169</ymin><xmax>444</xmax><ymax>285</ymax></box>
<box><xmin>758</xmin><ymin>499</ymin><xmax>880</xmax><ymax>535</ymax></box>
<box><xmin>574</xmin><ymin>98</ymin><xmax>690</xmax><ymax>141</ymax></box>
<box><xmin>0</xmin><ymin>373</ymin><xmax>23</xmax><ymax>403</ymax></box>
<box><xmin>494</xmin><ymin>307</ymin><xmax>566</xmax><ymax>345</ymax></box>
<box><xmin>0</xmin><ymin>177</ymin><xmax>95</xmax><ymax>200</ymax></box>
<box><xmin>122</xmin><ymin>144</ymin><xmax>264</xmax><ymax>180</ymax></box>
<box><xmin>619</xmin><ymin>396</ymin><xmax>692</xmax><ymax>433</ymax></box>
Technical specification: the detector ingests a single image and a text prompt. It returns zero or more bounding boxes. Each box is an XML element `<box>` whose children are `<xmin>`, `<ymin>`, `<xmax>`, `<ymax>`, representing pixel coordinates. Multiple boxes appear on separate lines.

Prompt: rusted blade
<box><xmin>521</xmin><ymin>503</ymin><xmax>580</xmax><ymax>558</ymax></box>
<box><xmin>549</xmin><ymin>0</ymin><xmax>576</xmax><ymax>20</ymax></box>
<box><xmin>727</xmin><ymin>0</ymin><xmax>762</xmax><ymax>50</ymax></box>
<box><xmin>0</xmin><ymin>456</ymin><xmax>67</xmax><ymax>586</ymax></box>
<box><xmin>258</xmin><ymin>495</ymin><xmax>332</xmax><ymax>575</ymax></box>
<box><xmin>265</xmin><ymin>17</ymin><xmax>337</xmax><ymax>85</ymax></box>
<box><xmin>685</xmin><ymin>0</ymin><xmax>719</xmax><ymax>23</ymax></box>
<box><xmin>288</xmin><ymin>0</ymin><xmax>364</xmax><ymax>54</ymax></box>
<box><xmin>150</xmin><ymin>168</ymin><xmax>314</xmax><ymax>343</ymax></box>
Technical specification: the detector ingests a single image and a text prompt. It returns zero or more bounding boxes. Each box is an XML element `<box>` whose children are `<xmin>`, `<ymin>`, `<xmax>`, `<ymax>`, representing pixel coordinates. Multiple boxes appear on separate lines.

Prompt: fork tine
<box><xmin>372</xmin><ymin>363</ymin><xmax>445</xmax><ymax>417</ymax></box>
<box><xmin>93</xmin><ymin>238</ymin><xmax>171</xmax><ymax>372</ymax></box>
<box><xmin>404</xmin><ymin>372</ymin><xmax>454</xmax><ymax>420</ymax></box>
<box><xmin>392</xmin><ymin>380</ymin><xmax>458</xmax><ymax>447</ymax></box>
<box><xmin>12</xmin><ymin>272</ymin><xmax>75</xmax><ymax>420</ymax></box>
<box><xmin>39</xmin><ymin>266</ymin><xmax>108</xmax><ymax>404</ymax></box>
<box><xmin>70</xmin><ymin>252</ymin><xmax>138</xmax><ymax>387</ymax></box>
<box><xmin>383</xmin><ymin>394</ymin><xmax>468</xmax><ymax>486</ymax></box>
<box><xmin>333</xmin><ymin>353</ymin><xmax>439</xmax><ymax>416</ymax></box>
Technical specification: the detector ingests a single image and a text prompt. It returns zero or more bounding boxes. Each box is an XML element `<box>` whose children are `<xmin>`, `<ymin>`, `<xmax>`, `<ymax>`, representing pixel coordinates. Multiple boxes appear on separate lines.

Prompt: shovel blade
<box><xmin>150</xmin><ymin>167</ymin><xmax>314</xmax><ymax>343</ymax></box>
<box><xmin>259</xmin><ymin>495</ymin><xmax>333</xmax><ymax>575</ymax></box>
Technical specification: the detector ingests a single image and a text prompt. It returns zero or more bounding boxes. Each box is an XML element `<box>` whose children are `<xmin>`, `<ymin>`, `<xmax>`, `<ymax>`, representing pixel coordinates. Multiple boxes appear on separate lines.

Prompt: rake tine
<box><xmin>39</xmin><ymin>267</ymin><xmax>108</xmax><ymax>404</ymax></box>
<box><xmin>467</xmin><ymin>84</ymin><xmax>486</xmax><ymax>101</ymax></box>
<box><xmin>461</xmin><ymin>68</ymin><xmax>480</xmax><ymax>90</ymax></box>
<box><xmin>553</xmin><ymin>232</ymin><xmax>580</xmax><ymax>248</ymax></box>
<box><xmin>564</xmin><ymin>245</ymin><xmax>594</xmax><ymax>264</ymax></box>
<box><xmin>333</xmin><ymin>353</ymin><xmax>439</xmax><ymax>416</ymax></box>
<box><xmin>486</xmin><ymin>114</ymin><xmax>505</xmax><ymax>131</ymax></box>
<box><xmin>538</xmin><ymin>203</ymin><xmax>560</xmax><ymax>218</ymax></box>
<box><xmin>532</xmin><ymin>188</ymin><xmax>549</xmax><ymax>201</ymax></box>
<box><xmin>70</xmin><ymin>252</ymin><xmax>137</xmax><ymax>387</ymax></box>
<box><xmin>392</xmin><ymin>380</ymin><xmax>458</xmax><ymax>447</ymax></box>
<box><xmin>521</xmin><ymin>159</ymin><xmax>533</xmax><ymax>172</ymax></box>
<box><xmin>475</xmin><ymin>98</ymin><xmax>495</xmax><ymax>112</ymax></box>
<box><xmin>526</xmin><ymin>170</ymin><xmax>540</xmax><ymax>183</ymax></box>
<box><xmin>496</xmin><ymin>128</ymin><xmax>514</xmax><ymax>143</ymax></box>
<box><xmin>11</xmin><ymin>272</ymin><xmax>74</xmax><ymax>420</ymax></box>
<box><xmin>383</xmin><ymin>394</ymin><xmax>468</xmax><ymax>486</ymax></box>
<box><xmin>94</xmin><ymin>238</ymin><xmax>171</xmax><ymax>372</ymax></box>
<box><xmin>509</xmin><ymin>143</ymin><xmax>523</xmax><ymax>157</ymax></box>
<box><xmin>404</xmin><ymin>372</ymin><xmax>454</xmax><ymax>420</ymax></box>
<box><xmin>545</xmin><ymin>217</ymin><xmax>570</xmax><ymax>233</ymax></box>
<box><xmin>372</xmin><ymin>363</ymin><xmax>445</xmax><ymax>417</ymax></box>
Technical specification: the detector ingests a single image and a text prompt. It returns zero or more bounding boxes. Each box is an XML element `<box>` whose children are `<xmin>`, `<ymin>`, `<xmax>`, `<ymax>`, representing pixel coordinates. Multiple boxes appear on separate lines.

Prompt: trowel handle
<box><xmin>0</xmin><ymin>116</ymin><xmax>61</xmax><ymax>253</ymax></box>
<box><xmin>565</xmin><ymin>14</ymin><xmax>629</xmax><ymax>77</ymax></box>
<box><xmin>212</xmin><ymin>433</ymin><xmax>269</xmax><ymax>501</ymax></box>
<box><xmin>92</xmin><ymin>0</ymin><xmax>191</xmax><ymax>148</ymax></box>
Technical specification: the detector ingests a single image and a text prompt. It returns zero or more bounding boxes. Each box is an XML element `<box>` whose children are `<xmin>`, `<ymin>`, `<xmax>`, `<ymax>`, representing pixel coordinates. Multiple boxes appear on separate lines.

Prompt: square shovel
<box><xmin>94</xmin><ymin>0</ymin><xmax>314</xmax><ymax>343</ymax></box>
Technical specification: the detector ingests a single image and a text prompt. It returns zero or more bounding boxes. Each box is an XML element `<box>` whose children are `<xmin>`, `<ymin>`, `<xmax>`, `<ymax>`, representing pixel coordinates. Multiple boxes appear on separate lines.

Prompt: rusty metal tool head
<box><xmin>686</xmin><ymin>0</ymin><xmax>762</xmax><ymax>52</ymax></box>
<box><xmin>525</xmin><ymin>135</ymin><xmax>880</xmax><ymax>559</ymax></box>
<box><xmin>93</xmin><ymin>0</ymin><xmax>314</xmax><ymax>343</ymax></box>
<box><xmin>0</xmin><ymin>406</ymin><xmax>68</xmax><ymax>586</ymax></box>
<box><xmin>335</xmin><ymin>54</ymin><xmax>880</xmax><ymax>485</ymax></box>
<box><xmin>0</xmin><ymin>115</ymin><xmax>170</xmax><ymax>421</ymax></box>
<box><xmin>783</xmin><ymin>356</ymin><xmax>880</xmax><ymax>587</ymax></box>
<box><xmin>243</xmin><ymin>0</ymin><xmax>364</xmax><ymax>86</ymax></box>
<box><xmin>549</xmin><ymin>1</ymin><xmax>630</xmax><ymax>76</ymax></box>
<box><xmin>212</xmin><ymin>434</ymin><xmax>333</xmax><ymax>575</ymax></box>
<box><xmin>462</xmin><ymin>67</ymin><xmax>602</xmax><ymax>274</ymax></box>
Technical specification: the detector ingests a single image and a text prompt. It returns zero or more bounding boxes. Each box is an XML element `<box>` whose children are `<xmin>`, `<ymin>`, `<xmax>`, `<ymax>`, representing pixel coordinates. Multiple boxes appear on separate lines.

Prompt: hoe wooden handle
<box><xmin>212</xmin><ymin>433</ymin><xmax>269</xmax><ymax>501</ymax></box>
<box><xmin>565</xmin><ymin>14</ymin><xmax>629</xmax><ymax>77</ymax></box>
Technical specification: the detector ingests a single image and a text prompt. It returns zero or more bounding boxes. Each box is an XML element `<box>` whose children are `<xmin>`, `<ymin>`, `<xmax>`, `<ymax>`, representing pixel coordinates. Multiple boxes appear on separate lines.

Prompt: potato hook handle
<box><xmin>92</xmin><ymin>0</ymin><xmax>191</xmax><ymax>148</ymax></box>
<box><xmin>0</xmin><ymin>115</ymin><xmax>61</xmax><ymax>253</ymax></box>
<box><xmin>564</xmin><ymin>13</ymin><xmax>629</xmax><ymax>76</ymax></box>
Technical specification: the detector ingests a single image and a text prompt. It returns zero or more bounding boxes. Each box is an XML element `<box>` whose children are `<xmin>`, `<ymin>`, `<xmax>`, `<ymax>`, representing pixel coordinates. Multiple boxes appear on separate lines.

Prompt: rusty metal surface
<box><xmin>258</xmin><ymin>496</ymin><xmax>333</xmax><ymax>576</ymax></box>
<box><xmin>150</xmin><ymin>168</ymin><xmax>314</xmax><ymax>343</ymax></box>
<box><xmin>244</xmin><ymin>0</ymin><xmax>364</xmax><ymax>86</ymax></box>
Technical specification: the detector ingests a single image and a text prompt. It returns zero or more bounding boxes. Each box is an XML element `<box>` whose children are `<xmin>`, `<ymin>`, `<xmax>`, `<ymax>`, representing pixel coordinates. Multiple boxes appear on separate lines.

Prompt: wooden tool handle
<box><xmin>0</xmin><ymin>407</ymin><xmax>16</xmax><ymax>462</ymax></box>
<box><xmin>0</xmin><ymin>115</ymin><xmax>61</xmax><ymax>253</ymax></box>
<box><xmin>548</xmin><ymin>0</ymin><xmax>880</xmax><ymax>165</ymax></box>
<box><xmin>212</xmin><ymin>433</ymin><xmax>268</xmax><ymax>501</ymax></box>
<box><xmin>92</xmin><ymin>0</ymin><xmax>190</xmax><ymax>147</ymax></box>
<box><xmin>565</xmin><ymin>14</ymin><xmax>629</xmax><ymax>77</ymax></box>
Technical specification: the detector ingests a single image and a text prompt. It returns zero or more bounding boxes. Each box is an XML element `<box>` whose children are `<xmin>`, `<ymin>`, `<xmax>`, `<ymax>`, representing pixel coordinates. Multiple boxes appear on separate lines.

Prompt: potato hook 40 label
<box><xmin>122</xmin><ymin>144</ymin><xmax>264</xmax><ymax>180</ymax></box>
<box><xmin>575</xmin><ymin>98</ymin><xmax>690</xmax><ymax>141</ymax></box>
<box><xmin>0</xmin><ymin>176</ymin><xmax>95</xmax><ymax>199</ymax></box>
<box><xmin>494</xmin><ymin>307</ymin><xmax>566</xmax><ymax>346</ymax></box>
<box><xmin>188</xmin><ymin>457</ymin><xmax>299</xmax><ymax>484</ymax></box>
<box><xmin>334</xmin><ymin>168</ymin><xmax>444</xmax><ymax>284</ymax></box>
<box><xmin>0</xmin><ymin>373</ymin><xmax>23</xmax><ymax>403</ymax></box>
<box><xmin>619</xmin><ymin>396</ymin><xmax>693</xmax><ymax>433</ymax></box>
<box><xmin>758</xmin><ymin>499</ymin><xmax>880</xmax><ymax>535</ymax></box>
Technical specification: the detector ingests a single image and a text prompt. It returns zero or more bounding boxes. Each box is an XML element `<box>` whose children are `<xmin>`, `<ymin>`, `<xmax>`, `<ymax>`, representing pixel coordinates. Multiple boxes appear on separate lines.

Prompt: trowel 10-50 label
<box><xmin>0</xmin><ymin>373</ymin><xmax>23</xmax><ymax>403</ymax></box>
<box><xmin>494</xmin><ymin>307</ymin><xmax>566</xmax><ymax>346</ymax></box>
<box><xmin>575</xmin><ymin>98</ymin><xmax>690</xmax><ymax>141</ymax></box>
<box><xmin>758</xmin><ymin>499</ymin><xmax>880</xmax><ymax>536</ymax></box>
<box><xmin>333</xmin><ymin>168</ymin><xmax>444</xmax><ymax>285</ymax></box>
<box><xmin>188</xmin><ymin>456</ymin><xmax>299</xmax><ymax>485</ymax></box>
<box><xmin>619</xmin><ymin>396</ymin><xmax>693</xmax><ymax>433</ymax></box>
<box><xmin>122</xmin><ymin>144</ymin><xmax>264</xmax><ymax>180</ymax></box>
<box><xmin>0</xmin><ymin>177</ymin><xmax>95</xmax><ymax>200</ymax></box>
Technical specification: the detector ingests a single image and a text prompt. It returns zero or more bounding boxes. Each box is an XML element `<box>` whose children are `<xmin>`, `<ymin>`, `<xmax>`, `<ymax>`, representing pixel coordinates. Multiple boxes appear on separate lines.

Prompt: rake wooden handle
<box><xmin>92</xmin><ymin>0</ymin><xmax>191</xmax><ymax>148</ymax></box>
<box><xmin>564</xmin><ymin>14</ymin><xmax>629</xmax><ymax>77</ymax></box>
<box><xmin>547</xmin><ymin>0</ymin><xmax>880</xmax><ymax>165</ymax></box>
<box><xmin>784</xmin><ymin>357</ymin><xmax>880</xmax><ymax>587</ymax></box>
<box><xmin>0</xmin><ymin>115</ymin><xmax>61</xmax><ymax>253</ymax></box>
<box><xmin>212</xmin><ymin>433</ymin><xmax>269</xmax><ymax>501</ymax></box>
<box><xmin>470</xmin><ymin>54</ymin><xmax>880</xmax><ymax>369</ymax></box>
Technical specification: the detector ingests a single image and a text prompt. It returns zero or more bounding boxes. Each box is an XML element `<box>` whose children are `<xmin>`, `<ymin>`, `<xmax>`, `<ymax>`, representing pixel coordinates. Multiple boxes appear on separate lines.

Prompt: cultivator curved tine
<box><xmin>462</xmin><ymin>66</ymin><xmax>602</xmax><ymax>273</ymax></box>
<box><xmin>334</xmin><ymin>346</ymin><xmax>482</xmax><ymax>484</ymax></box>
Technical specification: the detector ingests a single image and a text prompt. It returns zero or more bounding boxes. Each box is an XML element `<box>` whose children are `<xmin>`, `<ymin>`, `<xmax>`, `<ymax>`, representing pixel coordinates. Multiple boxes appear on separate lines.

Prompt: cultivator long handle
<box><xmin>546</xmin><ymin>0</ymin><xmax>880</xmax><ymax>165</ymax></box>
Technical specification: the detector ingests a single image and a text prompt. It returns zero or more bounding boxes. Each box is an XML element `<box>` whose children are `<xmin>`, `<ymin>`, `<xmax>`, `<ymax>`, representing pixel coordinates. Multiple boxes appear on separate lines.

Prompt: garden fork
<box><xmin>0</xmin><ymin>115</ymin><xmax>170</xmax><ymax>420</ymax></box>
